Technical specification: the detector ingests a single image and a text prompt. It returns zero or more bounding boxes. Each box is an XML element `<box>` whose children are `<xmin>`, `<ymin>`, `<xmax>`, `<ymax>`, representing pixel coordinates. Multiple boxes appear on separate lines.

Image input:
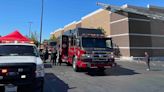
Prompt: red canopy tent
<box><xmin>0</xmin><ymin>30</ymin><xmax>30</xmax><ymax>43</ymax></box>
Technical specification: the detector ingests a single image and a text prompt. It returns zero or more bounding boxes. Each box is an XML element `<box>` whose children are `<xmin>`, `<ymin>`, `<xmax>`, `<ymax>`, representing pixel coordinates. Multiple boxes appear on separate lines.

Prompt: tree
<box><xmin>97</xmin><ymin>27</ymin><xmax>106</xmax><ymax>35</ymax></box>
<box><xmin>29</xmin><ymin>31</ymin><xmax>39</xmax><ymax>46</ymax></box>
<box><xmin>50</xmin><ymin>34</ymin><xmax>56</xmax><ymax>41</ymax></box>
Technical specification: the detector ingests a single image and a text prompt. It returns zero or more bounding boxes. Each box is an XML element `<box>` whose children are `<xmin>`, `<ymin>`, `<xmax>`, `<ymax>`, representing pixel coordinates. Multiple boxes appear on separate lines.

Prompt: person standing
<box><xmin>58</xmin><ymin>54</ymin><xmax>62</xmax><ymax>66</ymax></box>
<box><xmin>56</xmin><ymin>45</ymin><xmax>62</xmax><ymax>66</ymax></box>
<box><xmin>43</xmin><ymin>47</ymin><xmax>49</xmax><ymax>63</ymax></box>
<box><xmin>144</xmin><ymin>52</ymin><xmax>150</xmax><ymax>71</ymax></box>
<box><xmin>51</xmin><ymin>48</ymin><xmax>57</xmax><ymax>65</ymax></box>
<box><xmin>39</xmin><ymin>49</ymin><xmax>44</xmax><ymax>60</ymax></box>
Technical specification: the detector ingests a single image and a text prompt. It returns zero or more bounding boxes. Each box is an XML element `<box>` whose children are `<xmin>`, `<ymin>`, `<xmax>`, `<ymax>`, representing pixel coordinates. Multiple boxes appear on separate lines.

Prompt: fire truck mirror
<box><xmin>62</xmin><ymin>44</ymin><xmax>67</xmax><ymax>48</ymax></box>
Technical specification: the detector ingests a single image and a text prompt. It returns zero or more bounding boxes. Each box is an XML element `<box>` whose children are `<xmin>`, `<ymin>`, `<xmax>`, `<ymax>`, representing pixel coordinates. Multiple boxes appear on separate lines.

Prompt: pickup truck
<box><xmin>0</xmin><ymin>43</ymin><xmax>44</xmax><ymax>92</ymax></box>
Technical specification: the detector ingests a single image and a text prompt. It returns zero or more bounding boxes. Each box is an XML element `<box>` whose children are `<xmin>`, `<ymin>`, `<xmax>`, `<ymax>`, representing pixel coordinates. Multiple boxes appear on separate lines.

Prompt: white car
<box><xmin>0</xmin><ymin>43</ymin><xmax>44</xmax><ymax>92</ymax></box>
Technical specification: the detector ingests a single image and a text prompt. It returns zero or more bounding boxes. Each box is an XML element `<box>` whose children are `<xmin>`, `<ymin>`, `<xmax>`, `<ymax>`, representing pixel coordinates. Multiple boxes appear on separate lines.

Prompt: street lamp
<box><xmin>40</xmin><ymin>0</ymin><xmax>44</xmax><ymax>45</ymax></box>
<box><xmin>28</xmin><ymin>22</ymin><xmax>32</xmax><ymax>37</ymax></box>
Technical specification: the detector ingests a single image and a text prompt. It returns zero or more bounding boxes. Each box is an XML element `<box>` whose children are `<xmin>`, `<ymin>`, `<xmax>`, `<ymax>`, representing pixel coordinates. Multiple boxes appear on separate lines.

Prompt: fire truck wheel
<box><xmin>73</xmin><ymin>57</ymin><xmax>80</xmax><ymax>72</ymax></box>
<box><xmin>98</xmin><ymin>67</ymin><xmax>105</xmax><ymax>72</ymax></box>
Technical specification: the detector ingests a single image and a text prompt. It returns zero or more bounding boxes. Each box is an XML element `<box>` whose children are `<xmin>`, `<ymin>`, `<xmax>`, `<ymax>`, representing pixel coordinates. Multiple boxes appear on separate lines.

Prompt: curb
<box><xmin>116</xmin><ymin>59</ymin><xmax>164</xmax><ymax>67</ymax></box>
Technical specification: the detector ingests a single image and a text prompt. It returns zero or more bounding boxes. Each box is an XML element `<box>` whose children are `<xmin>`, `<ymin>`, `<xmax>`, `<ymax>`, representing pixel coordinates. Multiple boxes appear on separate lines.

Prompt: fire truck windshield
<box><xmin>0</xmin><ymin>45</ymin><xmax>39</xmax><ymax>57</ymax></box>
<box><xmin>82</xmin><ymin>38</ymin><xmax>112</xmax><ymax>48</ymax></box>
<box><xmin>49</xmin><ymin>41</ymin><xmax>56</xmax><ymax>47</ymax></box>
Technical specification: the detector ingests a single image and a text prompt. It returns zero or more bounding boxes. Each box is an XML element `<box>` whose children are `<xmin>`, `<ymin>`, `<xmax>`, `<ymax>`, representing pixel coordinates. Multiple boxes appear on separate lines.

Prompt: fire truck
<box><xmin>57</xmin><ymin>28</ymin><xmax>116</xmax><ymax>72</ymax></box>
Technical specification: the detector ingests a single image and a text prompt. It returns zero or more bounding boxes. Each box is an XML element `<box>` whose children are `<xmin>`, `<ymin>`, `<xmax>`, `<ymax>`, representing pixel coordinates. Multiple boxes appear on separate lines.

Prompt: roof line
<box><xmin>52</xmin><ymin>28</ymin><xmax>63</xmax><ymax>34</ymax></box>
<box><xmin>147</xmin><ymin>4</ymin><xmax>164</xmax><ymax>10</ymax></box>
<box><xmin>64</xmin><ymin>21</ymin><xmax>77</xmax><ymax>28</ymax></box>
<box><xmin>76</xmin><ymin>20</ymin><xmax>82</xmax><ymax>24</ymax></box>
<box><xmin>81</xmin><ymin>8</ymin><xmax>104</xmax><ymax>20</ymax></box>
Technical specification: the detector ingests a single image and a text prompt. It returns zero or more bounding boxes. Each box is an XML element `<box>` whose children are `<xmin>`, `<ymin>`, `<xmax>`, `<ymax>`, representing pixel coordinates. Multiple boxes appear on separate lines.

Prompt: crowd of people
<box><xmin>39</xmin><ymin>47</ymin><xmax>62</xmax><ymax>66</ymax></box>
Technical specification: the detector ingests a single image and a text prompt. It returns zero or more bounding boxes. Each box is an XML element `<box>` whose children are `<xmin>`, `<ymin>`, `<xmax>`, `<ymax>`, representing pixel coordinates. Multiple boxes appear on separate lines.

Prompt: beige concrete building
<box><xmin>51</xmin><ymin>4</ymin><xmax>164</xmax><ymax>60</ymax></box>
<box><xmin>63</xmin><ymin>21</ymin><xmax>77</xmax><ymax>33</ymax></box>
<box><xmin>52</xmin><ymin>9</ymin><xmax>111</xmax><ymax>38</ymax></box>
<box><xmin>51</xmin><ymin>28</ymin><xmax>64</xmax><ymax>39</ymax></box>
<box><xmin>80</xmin><ymin>9</ymin><xmax>111</xmax><ymax>35</ymax></box>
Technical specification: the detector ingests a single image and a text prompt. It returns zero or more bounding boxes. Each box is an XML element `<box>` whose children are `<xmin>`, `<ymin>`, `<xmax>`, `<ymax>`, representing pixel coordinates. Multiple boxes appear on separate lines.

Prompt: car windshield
<box><xmin>0</xmin><ymin>45</ymin><xmax>39</xmax><ymax>57</ymax></box>
<box><xmin>82</xmin><ymin>38</ymin><xmax>112</xmax><ymax>48</ymax></box>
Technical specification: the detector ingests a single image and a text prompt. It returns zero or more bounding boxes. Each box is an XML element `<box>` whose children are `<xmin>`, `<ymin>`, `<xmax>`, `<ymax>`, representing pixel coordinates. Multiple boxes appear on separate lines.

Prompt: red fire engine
<box><xmin>57</xmin><ymin>28</ymin><xmax>116</xmax><ymax>72</ymax></box>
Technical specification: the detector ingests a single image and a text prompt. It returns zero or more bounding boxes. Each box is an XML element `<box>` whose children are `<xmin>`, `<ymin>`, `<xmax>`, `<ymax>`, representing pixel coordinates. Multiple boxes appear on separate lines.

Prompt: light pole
<box><xmin>28</xmin><ymin>22</ymin><xmax>32</xmax><ymax>37</ymax></box>
<box><xmin>40</xmin><ymin>0</ymin><xmax>44</xmax><ymax>45</ymax></box>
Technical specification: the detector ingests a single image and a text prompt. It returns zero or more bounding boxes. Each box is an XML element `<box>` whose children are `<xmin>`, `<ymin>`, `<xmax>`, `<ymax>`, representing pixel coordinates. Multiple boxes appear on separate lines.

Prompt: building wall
<box><xmin>53</xmin><ymin>29</ymin><xmax>63</xmax><ymax>38</ymax></box>
<box><xmin>150</xmin><ymin>19</ymin><xmax>164</xmax><ymax>35</ymax></box>
<box><xmin>53</xmin><ymin>9</ymin><xmax>112</xmax><ymax>37</ymax></box>
<box><xmin>76</xmin><ymin>21</ymin><xmax>82</xmax><ymax>28</ymax></box>
<box><xmin>127</xmin><ymin>13</ymin><xmax>152</xmax><ymax>57</ymax></box>
<box><xmin>128</xmin><ymin>13</ymin><xmax>164</xmax><ymax>57</ymax></box>
<box><xmin>151</xmin><ymin>36</ymin><xmax>164</xmax><ymax>56</ymax></box>
<box><xmin>81</xmin><ymin>9</ymin><xmax>110</xmax><ymax>35</ymax></box>
<box><xmin>64</xmin><ymin>22</ymin><xmax>77</xmax><ymax>32</ymax></box>
<box><xmin>110</xmin><ymin>12</ymin><xmax>130</xmax><ymax>57</ymax></box>
<box><xmin>128</xmin><ymin>18</ymin><xmax>151</xmax><ymax>34</ymax></box>
<box><xmin>148</xmin><ymin>5</ymin><xmax>164</xmax><ymax>13</ymax></box>
<box><xmin>130</xmin><ymin>49</ymin><xmax>152</xmax><ymax>57</ymax></box>
<box><xmin>112</xmin><ymin>36</ymin><xmax>130</xmax><ymax>57</ymax></box>
<box><xmin>150</xmin><ymin>19</ymin><xmax>164</xmax><ymax>56</ymax></box>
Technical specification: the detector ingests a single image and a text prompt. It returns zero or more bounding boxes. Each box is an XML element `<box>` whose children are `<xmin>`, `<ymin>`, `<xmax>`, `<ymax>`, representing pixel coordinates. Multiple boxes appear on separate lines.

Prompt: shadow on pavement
<box><xmin>105</xmin><ymin>65</ymin><xmax>140</xmax><ymax>76</ymax></box>
<box><xmin>86</xmin><ymin>65</ymin><xmax>140</xmax><ymax>76</ymax></box>
<box><xmin>44</xmin><ymin>63</ymin><xmax>52</xmax><ymax>68</ymax></box>
<box><xmin>44</xmin><ymin>73</ymin><xmax>76</xmax><ymax>92</ymax></box>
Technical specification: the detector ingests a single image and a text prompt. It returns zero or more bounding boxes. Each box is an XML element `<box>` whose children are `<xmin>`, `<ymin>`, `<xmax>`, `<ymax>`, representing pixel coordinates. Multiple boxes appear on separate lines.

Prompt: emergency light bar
<box><xmin>0</xmin><ymin>40</ymin><xmax>34</xmax><ymax>44</ymax></box>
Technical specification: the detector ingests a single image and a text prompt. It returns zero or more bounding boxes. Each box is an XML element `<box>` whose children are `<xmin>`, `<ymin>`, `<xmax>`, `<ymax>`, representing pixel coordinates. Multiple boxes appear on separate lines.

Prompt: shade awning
<box><xmin>0</xmin><ymin>30</ymin><xmax>30</xmax><ymax>42</ymax></box>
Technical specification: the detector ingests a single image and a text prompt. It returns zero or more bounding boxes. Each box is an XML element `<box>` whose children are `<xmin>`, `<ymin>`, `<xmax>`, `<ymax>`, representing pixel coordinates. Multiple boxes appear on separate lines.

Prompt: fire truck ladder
<box><xmin>97</xmin><ymin>2</ymin><xmax>164</xmax><ymax>21</ymax></box>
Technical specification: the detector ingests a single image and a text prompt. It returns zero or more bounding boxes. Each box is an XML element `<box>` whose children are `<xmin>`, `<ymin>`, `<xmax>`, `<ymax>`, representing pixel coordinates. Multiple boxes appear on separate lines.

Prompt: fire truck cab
<box><xmin>57</xmin><ymin>28</ymin><xmax>116</xmax><ymax>72</ymax></box>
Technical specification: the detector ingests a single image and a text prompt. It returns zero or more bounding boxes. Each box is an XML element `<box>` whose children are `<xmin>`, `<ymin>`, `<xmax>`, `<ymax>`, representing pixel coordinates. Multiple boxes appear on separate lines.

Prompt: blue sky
<box><xmin>0</xmin><ymin>0</ymin><xmax>164</xmax><ymax>41</ymax></box>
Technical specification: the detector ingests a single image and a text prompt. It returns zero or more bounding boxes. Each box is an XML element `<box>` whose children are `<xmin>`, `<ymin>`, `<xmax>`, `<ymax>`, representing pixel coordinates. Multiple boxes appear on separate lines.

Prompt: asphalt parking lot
<box><xmin>44</xmin><ymin>60</ymin><xmax>164</xmax><ymax>92</ymax></box>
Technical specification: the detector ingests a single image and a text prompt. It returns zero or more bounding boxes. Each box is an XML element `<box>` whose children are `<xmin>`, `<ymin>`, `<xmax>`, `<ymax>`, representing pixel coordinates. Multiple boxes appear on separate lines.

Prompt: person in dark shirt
<box><xmin>144</xmin><ymin>52</ymin><xmax>150</xmax><ymax>71</ymax></box>
<box><xmin>43</xmin><ymin>48</ymin><xmax>49</xmax><ymax>63</ymax></box>
<box><xmin>51</xmin><ymin>48</ymin><xmax>57</xmax><ymax>65</ymax></box>
<box><xmin>58</xmin><ymin>54</ymin><xmax>62</xmax><ymax>66</ymax></box>
<box><xmin>39</xmin><ymin>49</ymin><xmax>44</xmax><ymax>60</ymax></box>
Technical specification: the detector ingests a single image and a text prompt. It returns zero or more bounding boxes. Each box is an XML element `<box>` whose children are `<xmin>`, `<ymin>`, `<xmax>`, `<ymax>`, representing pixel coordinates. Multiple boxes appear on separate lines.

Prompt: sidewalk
<box><xmin>115</xmin><ymin>58</ymin><xmax>164</xmax><ymax>68</ymax></box>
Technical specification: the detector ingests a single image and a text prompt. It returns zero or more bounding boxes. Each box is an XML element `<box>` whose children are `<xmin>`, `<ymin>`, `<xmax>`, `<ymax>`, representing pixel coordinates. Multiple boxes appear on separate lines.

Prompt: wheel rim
<box><xmin>73</xmin><ymin>58</ymin><xmax>76</xmax><ymax>69</ymax></box>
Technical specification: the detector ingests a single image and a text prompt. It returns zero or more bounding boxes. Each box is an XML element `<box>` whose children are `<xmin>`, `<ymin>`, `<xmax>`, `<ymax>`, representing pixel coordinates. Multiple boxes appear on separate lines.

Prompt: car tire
<box><xmin>35</xmin><ymin>78</ymin><xmax>44</xmax><ymax>92</ymax></box>
<box><xmin>98</xmin><ymin>67</ymin><xmax>105</xmax><ymax>72</ymax></box>
<box><xmin>18</xmin><ymin>84</ymin><xmax>33</xmax><ymax>92</ymax></box>
<box><xmin>0</xmin><ymin>86</ymin><xmax>4</xmax><ymax>92</ymax></box>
